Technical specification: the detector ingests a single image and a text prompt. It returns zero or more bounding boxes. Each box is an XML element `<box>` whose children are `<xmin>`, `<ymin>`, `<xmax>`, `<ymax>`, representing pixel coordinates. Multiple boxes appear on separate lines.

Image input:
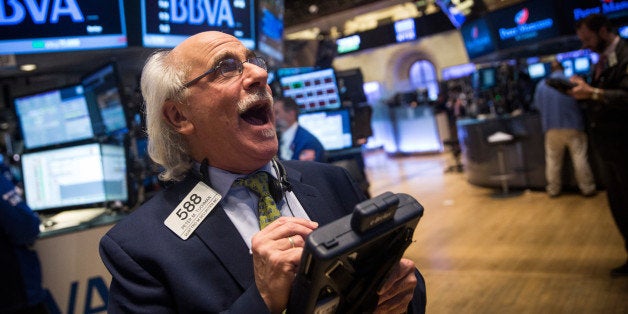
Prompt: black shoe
<box><xmin>610</xmin><ymin>261</ymin><xmax>628</xmax><ymax>277</ymax></box>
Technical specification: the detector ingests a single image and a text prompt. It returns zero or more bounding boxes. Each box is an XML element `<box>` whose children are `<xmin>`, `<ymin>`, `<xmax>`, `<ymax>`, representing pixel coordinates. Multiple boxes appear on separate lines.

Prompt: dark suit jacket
<box><xmin>290</xmin><ymin>126</ymin><xmax>326</xmax><ymax>162</ymax></box>
<box><xmin>587</xmin><ymin>38</ymin><xmax>628</xmax><ymax>135</ymax></box>
<box><xmin>100</xmin><ymin>161</ymin><xmax>426</xmax><ymax>313</ymax></box>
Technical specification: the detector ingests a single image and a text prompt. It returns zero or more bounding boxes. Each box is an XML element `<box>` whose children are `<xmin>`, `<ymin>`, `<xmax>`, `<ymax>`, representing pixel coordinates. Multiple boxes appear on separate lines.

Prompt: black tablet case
<box><xmin>287</xmin><ymin>192</ymin><xmax>424</xmax><ymax>314</ymax></box>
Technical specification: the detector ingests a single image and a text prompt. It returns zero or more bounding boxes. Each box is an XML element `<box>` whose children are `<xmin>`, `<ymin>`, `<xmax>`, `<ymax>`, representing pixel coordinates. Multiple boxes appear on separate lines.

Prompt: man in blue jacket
<box><xmin>532</xmin><ymin>60</ymin><xmax>596</xmax><ymax>197</ymax></box>
<box><xmin>99</xmin><ymin>31</ymin><xmax>426</xmax><ymax>313</ymax></box>
<box><xmin>274</xmin><ymin>96</ymin><xmax>326</xmax><ymax>162</ymax></box>
<box><xmin>0</xmin><ymin>160</ymin><xmax>48</xmax><ymax>313</ymax></box>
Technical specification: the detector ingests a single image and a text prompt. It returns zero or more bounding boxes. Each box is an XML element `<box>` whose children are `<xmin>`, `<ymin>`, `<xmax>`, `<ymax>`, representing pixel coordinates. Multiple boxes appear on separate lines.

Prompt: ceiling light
<box><xmin>308</xmin><ymin>4</ymin><xmax>319</xmax><ymax>14</ymax></box>
<box><xmin>20</xmin><ymin>64</ymin><xmax>37</xmax><ymax>71</ymax></box>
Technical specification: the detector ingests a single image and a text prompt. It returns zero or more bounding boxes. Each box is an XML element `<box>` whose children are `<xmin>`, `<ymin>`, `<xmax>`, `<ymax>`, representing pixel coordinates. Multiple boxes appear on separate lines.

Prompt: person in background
<box><xmin>274</xmin><ymin>96</ymin><xmax>326</xmax><ymax>162</ymax></box>
<box><xmin>0</xmin><ymin>156</ymin><xmax>49</xmax><ymax>314</ymax></box>
<box><xmin>99</xmin><ymin>31</ymin><xmax>426</xmax><ymax>313</ymax></box>
<box><xmin>570</xmin><ymin>13</ymin><xmax>628</xmax><ymax>277</ymax></box>
<box><xmin>532</xmin><ymin>60</ymin><xmax>596</xmax><ymax>198</ymax></box>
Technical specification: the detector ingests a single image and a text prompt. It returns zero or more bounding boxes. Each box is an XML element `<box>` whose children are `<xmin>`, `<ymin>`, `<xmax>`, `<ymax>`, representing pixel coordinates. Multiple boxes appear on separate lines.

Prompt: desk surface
<box><xmin>39</xmin><ymin>208</ymin><xmax>126</xmax><ymax>238</ymax></box>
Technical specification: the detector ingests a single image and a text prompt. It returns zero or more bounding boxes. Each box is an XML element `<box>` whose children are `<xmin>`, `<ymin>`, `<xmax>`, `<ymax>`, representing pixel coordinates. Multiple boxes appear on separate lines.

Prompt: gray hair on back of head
<box><xmin>141</xmin><ymin>50</ymin><xmax>193</xmax><ymax>182</ymax></box>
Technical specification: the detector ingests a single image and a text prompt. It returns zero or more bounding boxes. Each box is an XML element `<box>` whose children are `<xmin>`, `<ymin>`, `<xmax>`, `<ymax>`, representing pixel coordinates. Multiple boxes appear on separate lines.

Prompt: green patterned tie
<box><xmin>234</xmin><ymin>172</ymin><xmax>281</xmax><ymax>229</ymax></box>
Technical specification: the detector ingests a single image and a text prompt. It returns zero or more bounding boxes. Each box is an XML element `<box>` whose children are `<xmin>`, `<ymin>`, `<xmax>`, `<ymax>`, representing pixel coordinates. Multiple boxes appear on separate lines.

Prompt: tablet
<box><xmin>287</xmin><ymin>192</ymin><xmax>424</xmax><ymax>313</ymax></box>
<box><xmin>545</xmin><ymin>78</ymin><xmax>577</xmax><ymax>94</ymax></box>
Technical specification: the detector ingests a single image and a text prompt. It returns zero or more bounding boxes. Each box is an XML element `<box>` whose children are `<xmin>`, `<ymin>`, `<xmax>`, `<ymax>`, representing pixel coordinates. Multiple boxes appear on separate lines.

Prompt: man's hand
<box><xmin>375</xmin><ymin>258</ymin><xmax>418</xmax><ymax>314</ymax></box>
<box><xmin>569</xmin><ymin>75</ymin><xmax>596</xmax><ymax>100</ymax></box>
<box><xmin>251</xmin><ymin>217</ymin><xmax>318</xmax><ymax>313</ymax></box>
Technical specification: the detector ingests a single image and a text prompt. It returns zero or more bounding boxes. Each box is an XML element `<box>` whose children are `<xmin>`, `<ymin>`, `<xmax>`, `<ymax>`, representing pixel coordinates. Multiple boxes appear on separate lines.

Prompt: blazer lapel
<box><xmin>283</xmin><ymin>166</ymin><xmax>337</xmax><ymax>226</ymax></box>
<box><xmin>194</xmin><ymin>205</ymin><xmax>254</xmax><ymax>290</ymax></box>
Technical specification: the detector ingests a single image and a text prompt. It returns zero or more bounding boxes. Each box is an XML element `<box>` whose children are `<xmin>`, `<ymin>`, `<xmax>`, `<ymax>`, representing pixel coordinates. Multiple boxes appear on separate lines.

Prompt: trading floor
<box><xmin>363</xmin><ymin>149</ymin><xmax>628</xmax><ymax>313</ymax></box>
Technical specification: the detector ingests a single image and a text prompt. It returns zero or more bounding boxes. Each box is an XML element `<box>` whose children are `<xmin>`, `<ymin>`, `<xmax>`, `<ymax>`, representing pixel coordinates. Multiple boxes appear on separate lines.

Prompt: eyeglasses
<box><xmin>182</xmin><ymin>57</ymin><xmax>268</xmax><ymax>88</ymax></box>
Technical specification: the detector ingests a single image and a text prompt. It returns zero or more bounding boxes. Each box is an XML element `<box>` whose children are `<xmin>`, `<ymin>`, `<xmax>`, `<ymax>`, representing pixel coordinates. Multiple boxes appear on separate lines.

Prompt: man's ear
<box><xmin>163</xmin><ymin>100</ymin><xmax>194</xmax><ymax>134</ymax></box>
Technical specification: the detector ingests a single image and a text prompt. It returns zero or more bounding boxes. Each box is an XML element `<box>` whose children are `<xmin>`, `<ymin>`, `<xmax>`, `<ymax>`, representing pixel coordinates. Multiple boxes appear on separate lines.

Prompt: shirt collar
<box><xmin>281</xmin><ymin>122</ymin><xmax>298</xmax><ymax>145</ymax></box>
<box><xmin>192</xmin><ymin>161</ymin><xmax>276</xmax><ymax>197</ymax></box>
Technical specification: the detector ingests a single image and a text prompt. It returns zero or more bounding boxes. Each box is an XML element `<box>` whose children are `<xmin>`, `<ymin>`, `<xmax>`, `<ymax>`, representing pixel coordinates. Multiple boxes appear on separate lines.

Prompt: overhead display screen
<box><xmin>141</xmin><ymin>0</ymin><xmax>256</xmax><ymax>49</ymax></box>
<box><xmin>0</xmin><ymin>0</ymin><xmax>127</xmax><ymax>54</ymax></box>
<box><xmin>258</xmin><ymin>0</ymin><xmax>284</xmax><ymax>62</ymax></box>
<box><xmin>488</xmin><ymin>0</ymin><xmax>560</xmax><ymax>50</ymax></box>
<box><xmin>460</xmin><ymin>17</ymin><xmax>497</xmax><ymax>59</ymax></box>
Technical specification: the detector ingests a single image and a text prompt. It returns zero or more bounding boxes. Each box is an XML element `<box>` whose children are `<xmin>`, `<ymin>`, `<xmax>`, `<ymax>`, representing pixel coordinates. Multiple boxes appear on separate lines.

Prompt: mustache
<box><xmin>237</xmin><ymin>89</ymin><xmax>273</xmax><ymax>113</ymax></box>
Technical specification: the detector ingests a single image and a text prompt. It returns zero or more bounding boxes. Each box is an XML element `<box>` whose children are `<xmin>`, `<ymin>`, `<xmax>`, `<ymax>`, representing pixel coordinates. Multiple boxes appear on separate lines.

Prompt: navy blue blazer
<box><xmin>100</xmin><ymin>161</ymin><xmax>426</xmax><ymax>313</ymax></box>
<box><xmin>290</xmin><ymin>126</ymin><xmax>326</xmax><ymax>162</ymax></box>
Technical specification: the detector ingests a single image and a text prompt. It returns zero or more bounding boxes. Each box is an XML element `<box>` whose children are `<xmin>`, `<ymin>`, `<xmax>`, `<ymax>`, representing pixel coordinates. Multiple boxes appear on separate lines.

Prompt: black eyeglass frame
<box><xmin>181</xmin><ymin>57</ymin><xmax>268</xmax><ymax>89</ymax></box>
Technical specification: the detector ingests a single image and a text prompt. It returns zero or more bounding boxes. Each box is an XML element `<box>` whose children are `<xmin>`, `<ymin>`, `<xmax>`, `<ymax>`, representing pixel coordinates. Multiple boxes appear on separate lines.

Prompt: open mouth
<box><xmin>240</xmin><ymin>103</ymin><xmax>271</xmax><ymax>126</ymax></box>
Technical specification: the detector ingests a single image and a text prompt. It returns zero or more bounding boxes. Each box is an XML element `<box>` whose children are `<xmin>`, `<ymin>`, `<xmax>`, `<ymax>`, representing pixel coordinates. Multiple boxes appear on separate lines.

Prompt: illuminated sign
<box><xmin>460</xmin><ymin>17</ymin><xmax>496</xmax><ymax>59</ymax></box>
<box><xmin>394</xmin><ymin>18</ymin><xmax>417</xmax><ymax>43</ymax></box>
<box><xmin>336</xmin><ymin>35</ymin><xmax>361</xmax><ymax>54</ymax></box>
<box><xmin>0</xmin><ymin>0</ymin><xmax>127</xmax><ymax>54</ymax></box>
<box><xmin>488</xmin><ymin>0</ymin><xmax>559</xmax><ymax>50</ymax></box>
<box><xmin>572</xmin><ymin>0</ymin><xmax>628</xmax><ymax>21</ymax></box>
<box><xmin>141</xmin><ymin>0</ymin><xmax>255</xmax><ymax>49</ymax></box>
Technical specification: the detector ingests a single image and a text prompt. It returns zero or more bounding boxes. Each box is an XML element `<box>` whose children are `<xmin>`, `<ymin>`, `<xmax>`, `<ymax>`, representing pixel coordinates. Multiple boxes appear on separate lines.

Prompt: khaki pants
<box><xmin>545</xmin><ymin>129</ymin><xmax>596</xmax><ymax>195</ymax></box>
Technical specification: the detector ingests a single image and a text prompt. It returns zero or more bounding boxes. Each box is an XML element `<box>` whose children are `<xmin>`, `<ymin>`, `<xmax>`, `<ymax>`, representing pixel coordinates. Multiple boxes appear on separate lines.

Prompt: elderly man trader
<box><xmin>99</xmin><ymin>31</ymin><xmax>426</xmax><ymax>313</ymax></box>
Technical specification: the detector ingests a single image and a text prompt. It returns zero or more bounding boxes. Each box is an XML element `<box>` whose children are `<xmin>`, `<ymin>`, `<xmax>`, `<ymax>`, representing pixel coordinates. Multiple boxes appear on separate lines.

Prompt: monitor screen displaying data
<box><xmin>14</xmin><ymin>85</ymin><xmax>94</xmax><ymax>150</ymax></box>
<box><xmin>21</xmin><ymin>143</ymin><xmax>128</xmax><ymax>212</ymax></box>
<box><xmin>298</xmin><ymin>108</ymin><xmax>353</xmax><ymax>151</ymax></box>
<box><xmin>279</xmin><ymin>68</ymin><xmax>341</xmax><ymax>112</ymax></box>
<box><xmin>81</xmin><ymin>63</ymin><xmax>128</xmax><ymax>135</ymax></box>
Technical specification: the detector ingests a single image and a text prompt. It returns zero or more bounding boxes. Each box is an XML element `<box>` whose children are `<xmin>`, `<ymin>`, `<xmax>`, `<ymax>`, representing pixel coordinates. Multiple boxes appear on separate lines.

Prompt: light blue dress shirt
<box><xmin>195</xmin><ymin>161</ymin><xmax>310</xmax><ymax>250</ymax></box>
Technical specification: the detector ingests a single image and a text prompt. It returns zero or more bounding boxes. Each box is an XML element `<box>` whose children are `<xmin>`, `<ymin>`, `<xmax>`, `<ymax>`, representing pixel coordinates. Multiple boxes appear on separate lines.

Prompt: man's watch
<box><xmin>591</xmin><ymin>88</ymin><xmax>604</xmax><ymax>101</ymax></box>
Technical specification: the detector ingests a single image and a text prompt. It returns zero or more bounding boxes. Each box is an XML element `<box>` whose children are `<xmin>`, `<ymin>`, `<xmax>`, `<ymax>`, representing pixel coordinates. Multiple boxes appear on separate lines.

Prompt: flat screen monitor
<box><xmin>298</xmin><ymin>108</ymin><xmax>353</xmax><ymax>151</ymax></box>
<box><xmin>460</xmin><ymin>17</ymin><xmax>497</xmax><ymax>59</ymax></box>
<box><xmin>435</xmin><ymin>0</ymin><xmax>467</xmax><ymax>28</ymax></box>
<box><xmin>81</xmin><ymin>63</ymin><xmax>128</xmax><ymax>136</ymax></box>
<box><xmin>574</xmin><ymin>57</ymin><xmax>591</xmax><ymax>74</ymax></box>
<box><xmin>140</xmin><ymin>0</ymin><xmax>256</xmax><ymax>49</ymax></box>
<box><xmin>258</xmin><ymin>0</ymin><xmax>284</xmax><ymax>62</ymax></box>
<box><xmin>474</xmin><ymin>67</ymin><xmax>497</xmax><ymax>91</ymax></box>
<box><xmin>13</xmin><ymin>85</ymin><xmax>94</xmax><ymax>150</ymax></box>
<box><xmin>488</xmin><ymin>0</ymin><xmax>560</xmax><ymax>50</ymax></box>
<box><xmin>280</xmin><ymin>68</ymin><xmax>341</xmax><ymax>112</ymax></box>
<box><xmin>620</xmin><ymin>25</ymin><xmax>628</xmax><ymax>39</ymax></box>
<box><xmin>21</xmin><ymin>143</ymin><xmax>128</xmax><ymax>212</ymax></box>
<box><xmin>0</xmin><ymin>0</ymin><xmax>127</xmax><ymax>54</ymax></box>
<box><xmin>528</xmin><ymin>62</ymin><xmax>548</xmax><ymax>79</ymax></box>
<box><xmin>562</xmin><ymin>59</ymin><xmax>574</xmax><ymax>77</ymax></box>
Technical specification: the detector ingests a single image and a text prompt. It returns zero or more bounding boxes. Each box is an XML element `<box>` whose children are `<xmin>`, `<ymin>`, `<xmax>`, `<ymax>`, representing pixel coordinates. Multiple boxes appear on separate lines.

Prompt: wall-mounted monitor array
<box><xmin>0</xmin><ymin>0</ymin><xmax>127</xmax><ymax>54</ymax></box>
<box><xmin>20</xmin><ymin>143</ymin><xmax>128</xmax><ymax>212</ymax></box>
<box><xmin>1</xmin><ymin>0</ymin><xmax>283</xmax><ymax>54</ymax></box>
<box><xmin>13</xmin><ymin>63</ymin><xmax>128</xmax><ymax>151</ymax></box>
<box><xmin>279</xmin><ymin>68</ymin><xmax>341</xmax><ymax>112</ymax></box>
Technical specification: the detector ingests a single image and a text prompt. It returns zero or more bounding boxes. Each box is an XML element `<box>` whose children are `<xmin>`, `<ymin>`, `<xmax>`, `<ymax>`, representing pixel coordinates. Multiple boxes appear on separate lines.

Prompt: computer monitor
<box><xmin>13</xmin><ymin>85</ymin><xmax>94</xmax><ymax>150</ymax></box>
<box><xmin>528</xmin><ymin>63</ymin><xmax>548</xmax><ymax>80</ymax></box>
<box><xmin>20</xmin><ymin>143</ymin><xmax>128</xmax><ymax>212</ymax></box>
<box><xmin>298</xmin><ymin>108</ymin><xmax>353</xmax><ymax>151</ymax></box>
<box><xmin>574</xmin><ymin>57</ymin><xmax>591</xmax><ymax>74</ymax></box>
<box><xmin>280</xmin><ymin>68</ymin><xmax>342</xmax><ymax>112</ymax></box>
<box><xmin>81</xmin><ymin>63</ymin><xmax>129</xmax><ymax>136</ymax></box>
